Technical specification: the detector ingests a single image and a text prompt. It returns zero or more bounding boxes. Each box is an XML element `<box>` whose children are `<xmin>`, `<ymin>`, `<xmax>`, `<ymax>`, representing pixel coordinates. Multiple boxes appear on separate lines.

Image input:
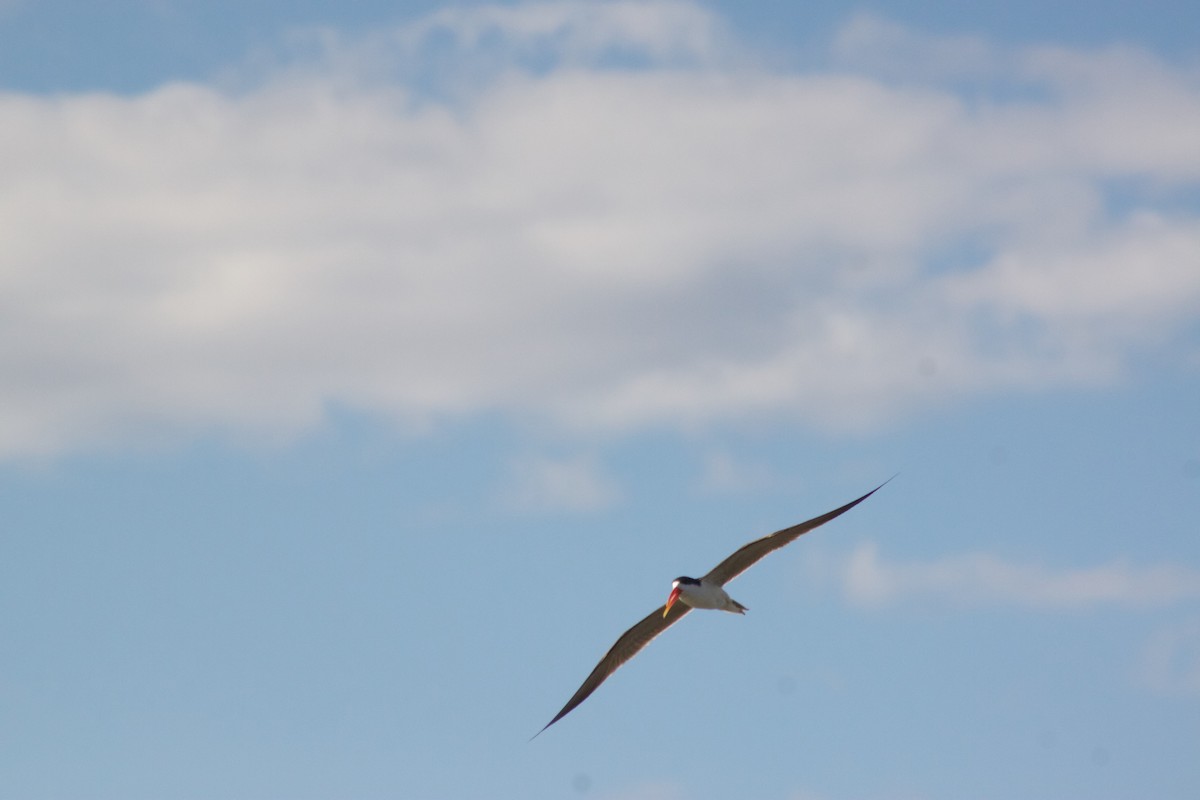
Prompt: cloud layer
<box><xmin>841</xmin><ymin>542</ymin><xmax>1200</xmax><ymax>610</ymax></box>
<box><xmin>2</xmin><ymin>1</ymin><xmax>1199</xmax><ymax>458</ymax></box>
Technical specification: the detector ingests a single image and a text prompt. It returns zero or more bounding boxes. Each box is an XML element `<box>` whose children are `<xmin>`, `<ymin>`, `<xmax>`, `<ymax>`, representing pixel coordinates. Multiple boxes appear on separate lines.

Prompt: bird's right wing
<box><xmin>702</xmin><ymin>479</ymin><xmax>891</xmax><ymax>587</ymax></box>
<box><xmin>535</xmin><ymin>600</ymin><xmax>692</xmax><ymax>737</ymax></box>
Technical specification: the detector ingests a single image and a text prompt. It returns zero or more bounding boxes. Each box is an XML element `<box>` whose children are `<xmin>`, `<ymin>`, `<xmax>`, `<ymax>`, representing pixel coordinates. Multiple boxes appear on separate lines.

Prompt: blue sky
<box><xmin>2</xmin><ymin>1</ymin><xmax>1199</xmax><ymax>799</ymax></box>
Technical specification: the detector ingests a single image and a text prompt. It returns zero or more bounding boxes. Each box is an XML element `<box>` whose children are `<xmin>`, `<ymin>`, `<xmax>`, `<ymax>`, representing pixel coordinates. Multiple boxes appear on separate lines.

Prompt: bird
<box><xmin>534</xmin><ymin>479</ymin><xmax>890</xmax><ymax>737</ymax></box>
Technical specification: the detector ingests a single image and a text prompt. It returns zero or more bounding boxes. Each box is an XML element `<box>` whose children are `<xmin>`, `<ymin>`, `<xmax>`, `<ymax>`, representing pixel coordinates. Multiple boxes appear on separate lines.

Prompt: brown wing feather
<box><xmin>534</xmin><ymin>600</ymin><xmax>692</xmax><ymax>736</ymax></box>
<box><xmin>702</xmin><ymin>480</ymin><xmax>890</xmax><ymax>587</ymax></box>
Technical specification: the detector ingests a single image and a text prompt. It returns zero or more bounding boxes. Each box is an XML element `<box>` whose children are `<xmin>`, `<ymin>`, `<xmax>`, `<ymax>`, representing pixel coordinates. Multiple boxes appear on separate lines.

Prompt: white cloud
<box><xmin>499</xmin><ymin>452</ymin><xmax>621</xmax><ymax>513</ymax></box>
<box><xmin>1138</xmin><ymin>617</ymin><xmax>1200</xmax><ymax>697</ymax></box>
<box><xmin>831</xmin><ymin>12</ymin><xmax>1001</xmax><ymax>81</ymax></box>
<box><xmin>594</xmin><ymin>780</ymin><xmax>685</xmax><ymax>800</ymax></box>
<box><xmin>1</xmin><ymin>2</ymin><xmax>1199</xmax><ymax>458</ymax></box>
<box><xmin>398</xmin><ymin>0</ymin><xmax>724</xmax><ymax>65</ymax></box>
<box><xmin>788</xmin><ymin>787</ymin><xmax>933</xmax><ymax>800</ymax></box>
<box><xmin>945</xmin><ymin>215</ymin><xmax>1200</xmax><ymax>323</ymax></box>
<box><xmin>841</xmin><ymin>542</ymin><xmax>1200</xmax><ymax>611</ymax></box>
<box><xmin>698</xmin><ymin>450</ymin><xmax>777</xmax><ymax>493</ymax></box>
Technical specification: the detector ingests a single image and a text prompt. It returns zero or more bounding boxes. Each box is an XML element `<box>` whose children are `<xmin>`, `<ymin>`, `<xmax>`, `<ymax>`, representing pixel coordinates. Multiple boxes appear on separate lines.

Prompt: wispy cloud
<box><xmin>788</xmin><ymin>786</ymin><xmax>937</xmax><ymax>800</ymax></box>
<box><xmin>498</xmin><ymin>452</ymin><xmax>621</xmax><ymax>513</ymax></box>
<box><xmin>1138</xmin><ymin>617</ymin><xmax>1200</xmax><ymax>697</ymax></box>
<box><xmin>2</xmin><ymin>1</ymin><xmax>1199</xmax><ymax>459</ymax></box>
<box><xmin>396</xmin><ymin>0</ymin><xmax>725</xmax><ymax>67</ymax></box>
<box><xmin>594</xmin><ymin>780</ymin><xmax>685</xmax><ymax>800</ymax></box>
<box><xmin>839</xmin><ymin>542</ymin><xmax>1200</xmax><ymax>610</ymax></box>
<box><xmin>698</xmin><ymin>450</ymin><xmax>779</xmax><ymax>493</ymax></box>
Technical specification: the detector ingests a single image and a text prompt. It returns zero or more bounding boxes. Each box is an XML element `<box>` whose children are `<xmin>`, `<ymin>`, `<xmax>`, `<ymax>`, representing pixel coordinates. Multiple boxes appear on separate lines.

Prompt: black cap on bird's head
<box><xmin>664</xmin><ymin>576</ymin><xmax>701</xmax><ymax>617</ymax></box>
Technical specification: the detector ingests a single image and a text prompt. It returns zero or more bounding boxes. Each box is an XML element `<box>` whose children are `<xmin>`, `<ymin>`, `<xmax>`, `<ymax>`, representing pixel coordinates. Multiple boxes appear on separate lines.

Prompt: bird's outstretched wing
<box><xmin>535</xmin><ymin>478</ymin><xmax>891</xmax><ymax>736</ymax></box>
<box><xmin>702</xmin><ymin>479</ymin><xmax>891</xmax><ymax>587</ymax></box>
<box><xmin>534</xmin><ymin>600</ymin><xmax>692</xmax><ymax>737</ymax></box>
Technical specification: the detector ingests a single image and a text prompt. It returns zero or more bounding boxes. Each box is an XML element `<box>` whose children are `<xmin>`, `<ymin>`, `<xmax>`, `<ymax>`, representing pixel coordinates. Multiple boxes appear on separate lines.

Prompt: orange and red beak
<box><xmin>663</xmin><ymin>586</ymin><xmax>681</xmax><ymax>618</ymax></box>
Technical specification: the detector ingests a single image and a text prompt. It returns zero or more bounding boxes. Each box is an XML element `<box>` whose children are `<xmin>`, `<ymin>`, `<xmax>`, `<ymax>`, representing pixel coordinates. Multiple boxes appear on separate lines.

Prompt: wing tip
<box><xmin>837</xmin><ymin>473</ymin><xmax>897</xmax><ymax>515</ymax></box>
<box><xmin>867</xmin><ymin>473</ymin><xmax>898</xmax><ymax>498</ymax></box>
<box><xmin>531</xmin><ymin>704</ymin><xmax>573</xmax><ymax>740</ymax></box>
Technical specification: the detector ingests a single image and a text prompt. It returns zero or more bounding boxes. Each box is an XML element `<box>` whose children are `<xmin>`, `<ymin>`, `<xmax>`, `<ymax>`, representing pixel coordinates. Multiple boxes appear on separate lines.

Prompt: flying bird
<box><xmin>535</xmin><ymin>480</ymin><xmax>889</xmax><ymax>737</ymax></box>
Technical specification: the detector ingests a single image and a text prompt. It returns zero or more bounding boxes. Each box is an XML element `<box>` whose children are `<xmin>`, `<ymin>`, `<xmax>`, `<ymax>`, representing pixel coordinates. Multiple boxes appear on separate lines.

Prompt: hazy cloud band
<box><xmin>2</xmin><ymin>1</ymin><xmax>1199</xmax><ymax>458</ymax></box>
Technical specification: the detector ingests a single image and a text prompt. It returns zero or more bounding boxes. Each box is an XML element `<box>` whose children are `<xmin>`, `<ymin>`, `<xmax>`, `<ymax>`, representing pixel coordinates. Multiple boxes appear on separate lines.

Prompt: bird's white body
<box><xmin>673</xmin><ymin>578</ymin><xmax>747</xmax><ymax>614</ymax></box>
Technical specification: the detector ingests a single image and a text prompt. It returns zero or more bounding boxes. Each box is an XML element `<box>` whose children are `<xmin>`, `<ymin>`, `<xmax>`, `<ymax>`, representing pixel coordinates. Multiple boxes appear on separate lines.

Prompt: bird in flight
<box><xmin>534</xmin><ymin>480</ymin><xmax>889</xmax><ymax>737</ymax></box>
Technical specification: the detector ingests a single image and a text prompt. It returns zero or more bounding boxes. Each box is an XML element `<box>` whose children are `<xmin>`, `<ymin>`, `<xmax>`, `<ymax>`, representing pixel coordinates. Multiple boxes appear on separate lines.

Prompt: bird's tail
<box><xmin>729</xmin><ymin>598</ymin><xmax>748</xmax><ymax>614</ymax></box>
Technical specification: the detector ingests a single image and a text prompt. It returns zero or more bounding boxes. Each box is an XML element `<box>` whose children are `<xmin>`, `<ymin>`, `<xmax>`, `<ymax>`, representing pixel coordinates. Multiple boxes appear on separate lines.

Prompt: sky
<box><xmin>1</xmin><ymin>1</ymin><xmax>1199</xmax><ymax>798</ymax></box>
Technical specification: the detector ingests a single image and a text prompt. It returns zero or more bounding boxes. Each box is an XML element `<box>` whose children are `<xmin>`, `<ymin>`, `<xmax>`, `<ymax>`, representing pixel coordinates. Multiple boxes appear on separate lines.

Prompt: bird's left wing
<box><xmin>534</xmin><ymin>600</ymin><xmax>692</xmax><ymax>737</ymax></box>
<box><xmin>702</xmin><ymin>479</ymin><xmax>890</xmax><ymax>587</ymax></box>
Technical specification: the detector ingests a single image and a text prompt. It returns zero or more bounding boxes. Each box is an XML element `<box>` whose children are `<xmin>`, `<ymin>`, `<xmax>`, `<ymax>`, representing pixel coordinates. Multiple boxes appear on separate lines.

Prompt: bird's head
<box><xmin>663</xmin><ymin>576</ymin><xmax>699</xmax><ymax>617</ymax></box>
